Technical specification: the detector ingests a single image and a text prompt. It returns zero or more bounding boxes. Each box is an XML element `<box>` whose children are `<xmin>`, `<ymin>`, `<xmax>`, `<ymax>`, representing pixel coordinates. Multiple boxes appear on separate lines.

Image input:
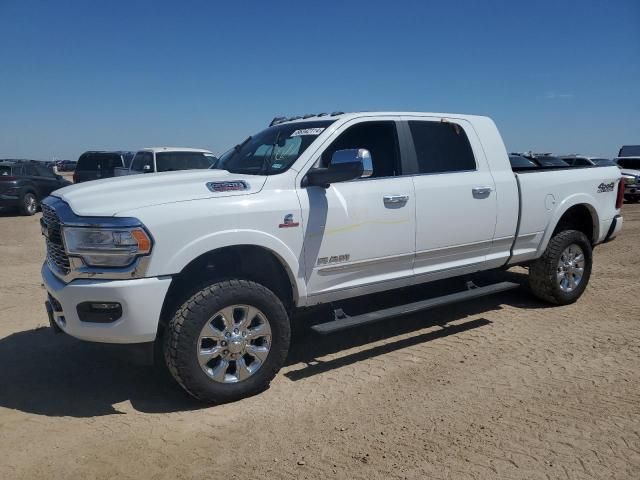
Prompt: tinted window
<box><xmin>409</xmin><ymin>121</ymin><xmax>476</xmax><ymax>174</ymax></box>
<box><xmin>155</xmin><ymin>152</ymin><xmax>213</xmax><ymax>172</ymax></box>
<box><xmin>131</xmin><ymin>152</ymin><xmax>154</xmax><ymax>172</ymax></box>
<box><xmin>619</xmin><ymin>145</ymin><xmax>640</xmax><ymax>157</ymax></box>
<box><xmin>35</xmin><ymin>165</ymin><xmax>56</xmax><ymax>177</ymax></box>
<box><xmin>25</xmin><ymin>165</ymin><xmax>39</xmax><ymax>176</ymax></box>
<box><xmin>77</xmin><ymin>153</ymin><xmax>123</xmax><ymax>173</ymax></box>
<box><xmin>534</xmin><ymin>156</ymin><xmax>569</xmax><ymax>167</ymax></box>
<box><xmin>509</xmin><ymin>155</ymin><xmax>537</xmax><ymax>169</ymax></box>
<box><xmin>0</xmin><ymin>165</ymin><xmax>13</xmax><ymax>176</ymax></box>
<box><xmin>591</xmin><ymin>158</ymin><xmax>615</xmax><ymax>166</ymax></box>
<box><xmin>618</xmin><ymin>158</ymin><xmax>640</xmax><ymax>169</ymax></box>
<box><xmin>570</xmin><ymin>157</ymin><xmax>591</xmax><ymax>166</ymax></box>
<box><xmin>320</xmin><ymin>121</ymin><xmax>400</xmax><ymax>178</ymax></box>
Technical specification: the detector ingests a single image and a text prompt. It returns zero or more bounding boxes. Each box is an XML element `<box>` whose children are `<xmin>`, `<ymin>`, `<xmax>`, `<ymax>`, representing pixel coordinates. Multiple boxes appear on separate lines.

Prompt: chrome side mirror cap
<box><xmin>330</xmin><ymin>148</ymin><xmax>373</xmax><ymax>178</ymax></box>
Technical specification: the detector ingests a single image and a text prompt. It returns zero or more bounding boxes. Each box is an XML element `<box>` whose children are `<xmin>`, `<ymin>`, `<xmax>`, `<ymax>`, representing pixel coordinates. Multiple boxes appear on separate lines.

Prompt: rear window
<box><xmin>155</xmin><ymin>152</ymin><xmax>216</xmax><ymax>172</ymax></box>
<box><xmin>591</xmin><ymin>158</ymin><xmax>615</xmax><ymax>166</ymax></box>
<box><xmin>0</xmin><ymin>165</ymin><xmax>13</xmax><ymax>176</ymax></box>
<box><xmin>408</xmin><ymin>121</ymin><xmax>476</xmax><ymax>174</ymax></box>
<box><xmin>509</xmin><ymin>155</ymin><xmax>537</xmax><ymax>169</ymax></box>
<box><xmin>77</xmin><ymin>153</ymin><xmax>123</xmax><ymax>172</ymax></box>
<box><xmin>619</xmin><ymin>145</ymin><xmax>640</xmax><ymax>157</ymax></box>
<box><xmin>535</xmin><ymin>156</ymin><xmax>569</xmax><ymax>167</ymax></box>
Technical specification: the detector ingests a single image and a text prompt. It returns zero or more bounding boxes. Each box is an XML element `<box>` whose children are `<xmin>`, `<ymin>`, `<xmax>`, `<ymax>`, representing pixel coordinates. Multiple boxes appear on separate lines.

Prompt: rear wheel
<box><xmin>163</xmin><ymin>279</ymin><xmax>290</xmax><ymax>403</ymax></box>
<box><xmin>528</xmin><ymin>230</ymin><xmax>592</xmax><ymax>305</ymax></box>
<box><xmin>20</xmin><ymin>192</ymin><xmax>38</xmax><ymax>216</ymax></box>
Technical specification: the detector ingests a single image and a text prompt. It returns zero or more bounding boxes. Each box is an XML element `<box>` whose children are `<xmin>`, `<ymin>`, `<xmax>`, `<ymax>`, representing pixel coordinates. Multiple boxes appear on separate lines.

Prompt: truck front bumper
<box><xmin>42</xmin><ymin>262</ymin><xmax>172</xmax><ymax>344</ymax></box>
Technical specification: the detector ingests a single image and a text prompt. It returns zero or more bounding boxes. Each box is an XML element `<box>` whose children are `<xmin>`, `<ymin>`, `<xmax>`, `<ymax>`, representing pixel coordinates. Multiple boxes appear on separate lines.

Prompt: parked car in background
<box><xmin>615</xmin><ymin>146</ymin><xmax>640</xmax><ymax>202</ymax></box>
<box><xmin>73</xmin><ymin>151</ymin><xmax>134</xmax><ymax>183</ymax></box>
<box><xmin>56</xmin><ymin>160</ymin><xmax>77</xmax><ymax>172</ymax></box>
<box><xmin>0</xmin><ymin>161</ymin><xmax>71</xmax><ymax>215</ymax></box>
<box><xmin>508</xmin><ymin>154</ymin><xmax>538</xmax><ymax>170</ymax></box>
<box><xmin>522</xmin><ymin>153</ymin><xmax>570</xmax><ymax>168</ymax></box>
<box><xmin>560</xmin><ymin>155</ymin><xmax>617</xmax><ymax>167</ymax></box>
<box><xmin>114</xmin><ymin>147</ymin><xmax>216</xmax><ymax>176</ymax></box>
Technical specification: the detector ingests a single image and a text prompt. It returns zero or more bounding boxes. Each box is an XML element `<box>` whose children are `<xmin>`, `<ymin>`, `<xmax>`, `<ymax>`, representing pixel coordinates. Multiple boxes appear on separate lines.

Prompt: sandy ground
<box><xmin>0</xmin><ymin>202</ymin><xmax>639</xmax><ymax>480</ymax></box>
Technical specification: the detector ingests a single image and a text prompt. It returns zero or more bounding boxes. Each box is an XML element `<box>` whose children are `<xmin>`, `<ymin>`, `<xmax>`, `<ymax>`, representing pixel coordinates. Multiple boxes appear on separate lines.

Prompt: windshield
<box><xmin>215</xmin><ymin>120</ymin><xmax>335</xmax><ymax>175</ymax></box>
<box><xmin>591</xmin><ymin>158</ymin><xmax>615</xmax><ymax>166</ymax></box>
<box><xmin>618</xmin><ymin>158</ymin><xmax>640</xmax><ymax>170</ymax></box>
<box><xmin>155</xmin><ymin>152</ymin><xmax>214</xmax><ymax>172</ymax></box>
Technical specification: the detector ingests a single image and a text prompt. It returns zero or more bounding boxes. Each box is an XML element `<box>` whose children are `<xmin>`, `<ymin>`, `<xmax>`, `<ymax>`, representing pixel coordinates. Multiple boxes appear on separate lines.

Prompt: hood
<box><xmin>620</xmin><ymin>168</ymin><xmax>640</xmax><ymax>178</ymax></box>
<box><xmin>52</xmin><ymin>169</ymin><xmax>267</xmax><ymax>216</ymax></box>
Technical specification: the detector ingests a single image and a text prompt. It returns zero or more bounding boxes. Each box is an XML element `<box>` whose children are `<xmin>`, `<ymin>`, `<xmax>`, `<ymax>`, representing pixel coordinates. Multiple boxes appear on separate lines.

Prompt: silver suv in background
<box><xmin>615</xmin><ymin>146</ymin><xmax>640</xmax><ymax>202</ymax></box>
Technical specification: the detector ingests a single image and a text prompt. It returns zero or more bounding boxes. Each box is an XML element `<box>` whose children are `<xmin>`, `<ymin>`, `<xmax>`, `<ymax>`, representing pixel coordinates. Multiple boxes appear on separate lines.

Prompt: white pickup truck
<box><xmin>113</xmin><ymin>147</ymin><xmax>216</xmax><ymax>176</ymax></box>
<box><xmin>40</xmin><ymin>112</ymin><xmax>624</xmax><ymax>402</ymax></box>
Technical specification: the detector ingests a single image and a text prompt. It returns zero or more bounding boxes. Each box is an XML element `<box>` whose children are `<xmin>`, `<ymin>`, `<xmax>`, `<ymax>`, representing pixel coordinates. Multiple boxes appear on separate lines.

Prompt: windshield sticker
<box><xmin>291</xmin><ymin>128</ymin><xmax>325</xmax><ymax>137</ymax></box>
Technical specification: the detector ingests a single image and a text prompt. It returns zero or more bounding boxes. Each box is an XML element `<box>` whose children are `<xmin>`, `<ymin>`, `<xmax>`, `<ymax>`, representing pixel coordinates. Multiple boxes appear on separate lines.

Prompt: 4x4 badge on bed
<box><xmin>597</xmin><ymin>182</ymin><xmax>615</xmax><ymax>193</ymax></box>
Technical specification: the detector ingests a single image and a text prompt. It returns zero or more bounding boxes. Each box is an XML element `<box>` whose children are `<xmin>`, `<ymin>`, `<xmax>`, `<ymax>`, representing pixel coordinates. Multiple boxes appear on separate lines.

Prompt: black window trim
<box><xmin>305</xmin><ymin>118</ymin><xmax>410</xmax><ymax>185</ymax></box>
<box><xmin>400</xmin><ymin>119</ymin><xmax>478</xmax><ymax>177</ymax></box>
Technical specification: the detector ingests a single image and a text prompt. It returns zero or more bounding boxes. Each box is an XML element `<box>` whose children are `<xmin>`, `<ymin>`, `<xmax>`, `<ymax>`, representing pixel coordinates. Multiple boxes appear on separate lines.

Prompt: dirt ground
<box><xmin>0</xmin><ymin>202</ymin><xmax>639</xmax><ymax>480</ymax></box>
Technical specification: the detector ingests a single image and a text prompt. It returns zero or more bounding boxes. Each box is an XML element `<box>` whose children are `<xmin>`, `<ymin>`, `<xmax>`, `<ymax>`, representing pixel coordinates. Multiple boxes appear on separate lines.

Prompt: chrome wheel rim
<box><xmin>557</xmin><ymin>244</ymin><xmax>585</xmax><ymax>293</ymax></box>
<box><xmin>26</xmin><ymin>195</ymin><xmax>37</xmax><ymax>214</ymax></box>
<box><xmin>197</xmin><ymin>305</ymin><xmax>271</xmax><ymax>383</ymax></box>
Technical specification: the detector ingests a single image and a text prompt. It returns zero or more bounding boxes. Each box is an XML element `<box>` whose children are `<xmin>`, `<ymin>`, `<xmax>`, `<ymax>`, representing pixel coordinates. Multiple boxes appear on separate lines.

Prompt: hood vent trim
<box><xmin>206</xmin><ymin>180</ymin><xmax>250</xmax><ymax>193</ymax></box>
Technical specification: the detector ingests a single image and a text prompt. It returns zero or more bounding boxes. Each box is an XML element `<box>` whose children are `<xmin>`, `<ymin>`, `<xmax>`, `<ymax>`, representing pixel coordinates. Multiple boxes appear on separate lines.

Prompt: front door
<box><xmin>298</xmin><ymin>119</ymin><xmax>416</xmax><ymax>302</ymax></box>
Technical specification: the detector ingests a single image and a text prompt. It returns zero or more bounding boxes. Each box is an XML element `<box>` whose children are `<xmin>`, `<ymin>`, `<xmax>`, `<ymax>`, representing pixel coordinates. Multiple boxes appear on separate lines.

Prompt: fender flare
<box><xmin>536</xmin><ymin>193</ymin><xmax>600</xmax><ymax>257</ymax></box>
<box><xmin>162</xmin><ymin>229</ymin><xmax>306</xmax><ymax>304</ymax></box>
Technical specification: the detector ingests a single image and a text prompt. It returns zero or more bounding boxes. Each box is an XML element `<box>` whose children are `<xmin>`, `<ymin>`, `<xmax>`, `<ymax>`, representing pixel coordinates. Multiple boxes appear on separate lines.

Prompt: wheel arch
<box><xmin>537</xmin><ymin>196</ymin><xmax>599</xmax><ymax>257</ymax></box>
<box><xmin>158</xmin><ymin>243</ymin><xmax>301</xmax><ymax>333</ymax></box>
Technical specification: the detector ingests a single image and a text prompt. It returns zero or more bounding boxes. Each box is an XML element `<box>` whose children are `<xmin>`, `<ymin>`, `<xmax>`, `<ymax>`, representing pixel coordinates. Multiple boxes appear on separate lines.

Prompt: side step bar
<box><xmin>311</xmin><ymin>281</ymin><xmax>520</xmax><ymax>335</ymax></box>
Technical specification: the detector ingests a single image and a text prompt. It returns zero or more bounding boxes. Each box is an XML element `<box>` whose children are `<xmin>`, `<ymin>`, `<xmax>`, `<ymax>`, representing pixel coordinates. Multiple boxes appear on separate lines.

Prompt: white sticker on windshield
<box><xmin>291</xmin><ymin>128</ymin><xmax>325</xmax><ymax>137</ymax></box>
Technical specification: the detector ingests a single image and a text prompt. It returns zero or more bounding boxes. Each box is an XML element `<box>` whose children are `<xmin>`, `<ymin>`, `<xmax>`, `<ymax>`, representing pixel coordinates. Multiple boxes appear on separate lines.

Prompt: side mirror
<box><xmin>305</xmin><ymin>149</ymin><xmax>373</xmax><ymax>187</ymax></box>
<box><xmin>143</xmin><ymin>164</ymin><xmax>152</xmax><ymax>173</ymax></box>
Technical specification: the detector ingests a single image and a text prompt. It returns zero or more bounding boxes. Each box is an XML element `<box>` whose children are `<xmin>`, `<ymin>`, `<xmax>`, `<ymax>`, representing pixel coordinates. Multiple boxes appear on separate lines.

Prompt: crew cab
<box><xmin>0</xmin><ymin>161</ymin><xmax>71</xmax><ymax>215</ymax></box>
<box><xmin>615</xmin><ymin>146</ymin><xmax>640</xmax><ymax>202</ymax></box>
<box><xmin>39</xmin><ymin>112</ymin><xmax>623</xmax><ymax>403</ymax></box>
<box><xmin>114</xmin><ymin>147</ymin><xmax>216</xmax><ymax>176</ymax></box>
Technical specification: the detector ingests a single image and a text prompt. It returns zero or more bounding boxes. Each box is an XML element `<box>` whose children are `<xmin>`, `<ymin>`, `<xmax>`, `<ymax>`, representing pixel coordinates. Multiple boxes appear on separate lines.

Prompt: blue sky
<box><xmin>0</xmin><ymin>0</ymin><xmax>638</xmax><ymax>160</ymax></box>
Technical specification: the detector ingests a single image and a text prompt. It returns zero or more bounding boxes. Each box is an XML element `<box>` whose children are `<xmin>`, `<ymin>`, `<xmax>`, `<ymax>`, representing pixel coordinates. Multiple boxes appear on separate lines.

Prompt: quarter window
<box><xmin>409</xmin><ymin>121</ymin><xmax>476</xmax><ymax>174</ymax></box>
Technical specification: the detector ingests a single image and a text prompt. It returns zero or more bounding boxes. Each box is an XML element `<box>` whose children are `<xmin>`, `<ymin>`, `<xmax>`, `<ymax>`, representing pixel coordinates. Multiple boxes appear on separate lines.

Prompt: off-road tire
<box><xmin>164</xmin><ymin>279</ymin><xmax>290</xmax><ymax>403</ymax></box>
<box><xmin>529</xmin><ymin>229</ymin><xmax>592</xmax><ymax>305</ymax></box>
<box><xmin>20</xmin><ymin>192</ymin><xmax>38</xmax><ymax>216</ymax></box>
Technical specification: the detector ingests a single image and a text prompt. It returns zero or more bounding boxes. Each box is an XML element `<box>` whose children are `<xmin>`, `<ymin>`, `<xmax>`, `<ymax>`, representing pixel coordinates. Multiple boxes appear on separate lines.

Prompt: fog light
<box><xmin>77</xmin><ymin>302</ymin><xmax>122</xmax><ymax>323</ymax></box>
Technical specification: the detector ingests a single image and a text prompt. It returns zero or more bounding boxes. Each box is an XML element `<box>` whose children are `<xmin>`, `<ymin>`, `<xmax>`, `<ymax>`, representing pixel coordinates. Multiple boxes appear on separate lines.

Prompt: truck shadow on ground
<box><xmin>0</xmin><ymin>271</ymin><xmax>547</xmax><ymax>417</ymax></box>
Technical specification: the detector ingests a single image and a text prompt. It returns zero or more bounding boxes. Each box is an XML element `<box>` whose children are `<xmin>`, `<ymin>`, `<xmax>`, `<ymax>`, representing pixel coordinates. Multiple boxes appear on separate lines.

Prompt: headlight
<box><xmin>623</xmin><ymin>176</ymin><xmax>636</xmax><ymax>185</ymax></box>
<box><xmin>63</xmin><ymin>227</ymin><xmax>152</xmax><ymax>267</ymax></box>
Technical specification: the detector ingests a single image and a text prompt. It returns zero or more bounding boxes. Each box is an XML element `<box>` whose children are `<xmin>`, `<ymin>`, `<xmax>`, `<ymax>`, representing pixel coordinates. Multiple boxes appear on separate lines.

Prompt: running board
<box><xmin>311</xmin><ymin>281</ymin><xmax>520</xmax><ymax>335</ymax></box>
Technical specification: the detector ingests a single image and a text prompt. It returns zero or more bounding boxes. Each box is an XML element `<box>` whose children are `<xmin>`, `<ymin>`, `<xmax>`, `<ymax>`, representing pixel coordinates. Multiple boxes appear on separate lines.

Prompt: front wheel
<box><xmin>20</xmin><ymin>192</ymin><xmax>38</xmax><ymax>216</ymax></box>
<box><xmin>164</xmin><ymin>279</ymin><xmax>290</xmax><ymax>403</ymax></box>
<box><xmin>528</xmin><ymin>230</ymin><xmax>593</xmax><ymax>305</ymax></box>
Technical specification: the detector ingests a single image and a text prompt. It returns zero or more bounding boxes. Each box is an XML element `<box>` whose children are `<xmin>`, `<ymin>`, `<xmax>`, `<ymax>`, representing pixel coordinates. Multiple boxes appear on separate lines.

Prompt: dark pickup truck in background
<box><xmin>0</xmin><ymin>161</ymin><xmax>72</xmax><ymax>215</ymax></box>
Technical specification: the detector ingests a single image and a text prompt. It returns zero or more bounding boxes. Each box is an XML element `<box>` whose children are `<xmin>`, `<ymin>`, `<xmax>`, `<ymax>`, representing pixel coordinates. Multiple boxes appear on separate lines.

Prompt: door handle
<box><xmin>472</xmin><ymin>186</ymin><xmax>493</xmax><ymax>198</ymax></box>
<box><xmin>383</xmin><ymin>195</ymin><xmax>409</xmax><ymax>205</ymax></box>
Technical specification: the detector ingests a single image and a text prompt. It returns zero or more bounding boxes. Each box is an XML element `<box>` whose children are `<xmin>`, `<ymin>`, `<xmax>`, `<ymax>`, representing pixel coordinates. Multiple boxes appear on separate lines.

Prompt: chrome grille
<box><xmin>41</xmin><ymin>203</ymin><xmax>70</xmax><ymax>275</ymax></box>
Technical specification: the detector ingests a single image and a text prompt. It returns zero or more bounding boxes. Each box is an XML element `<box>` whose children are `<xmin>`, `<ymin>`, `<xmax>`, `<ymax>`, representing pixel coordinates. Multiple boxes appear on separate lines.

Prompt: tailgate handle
<box><xmin>472</xmin><ymin>186</ymin><xmax>492</xmax><ymax>198</ymax></box>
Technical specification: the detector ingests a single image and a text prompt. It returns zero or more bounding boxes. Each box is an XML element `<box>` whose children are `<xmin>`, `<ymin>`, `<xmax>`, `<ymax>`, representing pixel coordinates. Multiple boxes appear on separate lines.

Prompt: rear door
<box><xmin>298</xmin><ymin>119</ymin><xmax>416</xmax><ymax>301</ymax></box>
<box><xmin>402</xmin><ymin>117</ymin><xmax>498</xmax><ymax>277</ymax></box>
